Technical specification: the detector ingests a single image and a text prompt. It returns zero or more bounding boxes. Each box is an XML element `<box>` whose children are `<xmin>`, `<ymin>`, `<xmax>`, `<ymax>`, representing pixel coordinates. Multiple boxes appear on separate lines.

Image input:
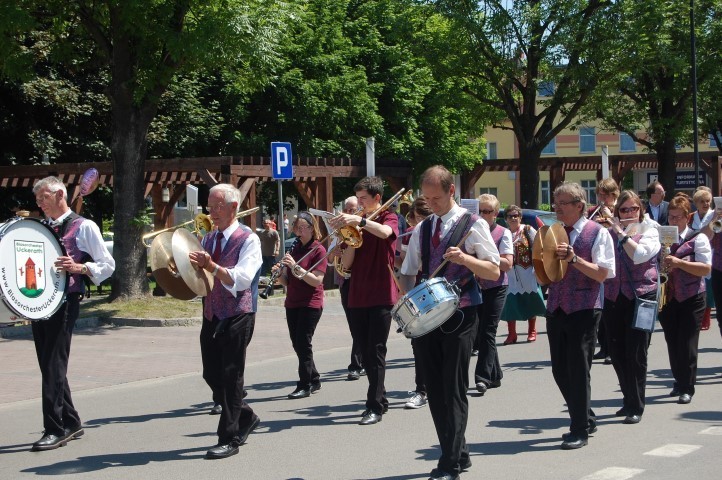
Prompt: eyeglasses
<box><xmin>35</xmin><ymin>192</ymin><xmax>56</xmax><ymax>204</ymax></box>
<box><xmin>618</xmin><ymin>206</ymin><xmax>640</xmax><ymax>214</ymax></box>
<box><xmin>668</xmin><ymin>213</ymin><xmax>686</xmax><ymax>222</ymax></box>
<box><xmin>480</xmin><ymin>209</ymin><xmax>495</xmax><ymax>215</ymax></box>
<box><xmin>506</xmin><ymin>214</ymin><xmax>520</xmax><ymax>219</ymax></box>
<box><xmin>552</xmin><ymin>200</ymin><xmax>579</xmax><ymax>208</ymax></box>
<box><xmin>208</xmin><ymin>203</ymin><xmax>227</xmax><ymax>212</ymax></box>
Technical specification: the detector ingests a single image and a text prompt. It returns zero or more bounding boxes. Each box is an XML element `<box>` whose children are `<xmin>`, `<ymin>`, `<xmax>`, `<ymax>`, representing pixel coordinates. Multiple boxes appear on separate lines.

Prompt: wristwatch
<box><xmin>359</xmin><ymin>218</ymin><xmax>367</xmax><ymax>228</ymax></box>
<box><xmin>211</xmin><ymin>264</ymin><xmax>220</xmax><ymax>276</ymax></box>
<box><xmin>80</xmin><ymin>264</ymin><xmax>89</xmax><ymax>275</ymax></box>
<box><xmin>569</xmin><ymin>255</ymin><xmax>578</xmax><ymax>264</ymax></box>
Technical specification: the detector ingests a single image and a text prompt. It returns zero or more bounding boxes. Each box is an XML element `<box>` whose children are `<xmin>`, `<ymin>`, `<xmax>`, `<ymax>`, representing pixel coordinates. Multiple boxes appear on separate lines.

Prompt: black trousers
<box><xmin>286</xmin><ymin>306</ymin><xmax>322</xmax><ymax>390</ymax></box>
<box><xmin>474</xmin><ymin>285</ymin><xmax>507</xmax><ymax>385</ymax></box>
<box><xmin>411</xmin><ymin>339</ymin><xmax>426</xmax><ymax>394</ymax></box>
<box><xmin>659</xmin><ymin>292</ymin><xmax>705</xmax><ymax>396</ymax></box>
<box><xmin>261</xmin><ymin>255</ymin><xmax>275</xmax><ymax>276</ymax></box>
<box><xmin>31</xmin><ymin>294</ymin><xmax>82</xmax><ymax>436</ymax></box>
<box><xmin>415</xmin><ymin>306</ymin><xmax>477</xmax><ymax>476</ymax></box>
<box><xmin>340</xmin><ymin>279</ymin><xmax>363</xmax><ymax>372</ymax></box>
<box><xmin>712</xmin><ymin>268</ymin><xmax>722</xmax><ymax>336</ymax></box>
<box><xmin>347</xmin><ymin>305</ymin><xmax>392</xmax><ymax>414</ymax></box>
<box><xmin>200</xmin><ymin>313</ymin><xmax>256</xmax><ymax>444</ymax></box>
<box><xmin>603</xmin><ymin>293</ymin><xmax>653</xmax><ymax>415</ymax></box>
<box><xmin>546</xmin><ymin>307</ymin><xmax>600</xmax><ymax>436</ymax></box>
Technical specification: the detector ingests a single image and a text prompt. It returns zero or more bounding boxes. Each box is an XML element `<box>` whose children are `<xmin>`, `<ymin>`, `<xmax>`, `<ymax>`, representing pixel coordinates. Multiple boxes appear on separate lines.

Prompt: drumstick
<box><xmin>429</xmin><ymin>230</ymin><xmax>473</xmax><ymax>280</ymax></box>
<box><xmin>387</xmin><ymin>264</ymin><xmax>405</xmax><ymax>295</ymax></box>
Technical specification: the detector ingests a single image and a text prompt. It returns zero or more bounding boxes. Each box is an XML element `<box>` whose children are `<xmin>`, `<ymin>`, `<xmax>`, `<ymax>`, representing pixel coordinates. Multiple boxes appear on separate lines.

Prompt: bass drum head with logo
<box><xmin>0</xmin><ymin>218</ymin><xmax>68</xmax><ymax>321</ymax></box>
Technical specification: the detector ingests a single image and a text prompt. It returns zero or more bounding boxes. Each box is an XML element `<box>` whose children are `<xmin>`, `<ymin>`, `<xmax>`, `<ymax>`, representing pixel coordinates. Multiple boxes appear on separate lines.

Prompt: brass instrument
<box><xmin>711</xmin><ymin>218</ymin><xmax>722</xmax><ymax>234</ymax></box>
<box><xmin>589</xmin><ymin>203</ymin><xmax>613</xmax><ymax>222</ymax></box>
<box><xmin>141</xmin><ymin>207</ymin><xmax>259</xmax><ymax>247</ymax></box>
<box><xmin>656</xmin><ymin>226</ymin><xmax>679</xmax><ymax>313</ymax></box>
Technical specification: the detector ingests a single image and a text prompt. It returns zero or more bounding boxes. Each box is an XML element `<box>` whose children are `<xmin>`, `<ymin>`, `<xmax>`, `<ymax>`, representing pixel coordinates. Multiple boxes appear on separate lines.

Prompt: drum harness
<box><xmin>420</xmin><ymin>212</ymin><xmax>477</xmax><ymax>334</ymax></box>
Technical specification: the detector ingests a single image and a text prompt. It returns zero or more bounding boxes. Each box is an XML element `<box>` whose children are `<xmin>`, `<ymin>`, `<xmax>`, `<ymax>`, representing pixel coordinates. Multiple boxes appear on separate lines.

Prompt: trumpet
<box><xmin>141</xmin><ymin>207</ymin><xmax>259</xmax><ymax>247</ymax></box>
<box><xmin>711</xmin><ymin>219</ymin><xmax>722</xmax><ymax>234</ymax></box>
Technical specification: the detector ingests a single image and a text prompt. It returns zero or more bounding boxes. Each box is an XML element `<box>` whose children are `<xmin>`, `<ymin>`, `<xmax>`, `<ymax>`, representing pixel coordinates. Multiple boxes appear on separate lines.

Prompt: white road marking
<box><xmin>700</xmin><ymin>426</ymin><xmax>722</xmax><ymax>435</ymax></box>
<box><xmin>643</xmin><ymin>443</ymin><xmax>701</xmax><ymax>457</ymax></box>
<box><xmin>580</xmin><ymin>467</ymin><xmax>644</xmax><ymax>480</ymax></box>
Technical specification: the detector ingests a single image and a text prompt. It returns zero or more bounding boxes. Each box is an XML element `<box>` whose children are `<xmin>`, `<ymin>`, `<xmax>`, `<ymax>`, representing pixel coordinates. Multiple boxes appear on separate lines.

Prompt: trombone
<box><xmin>141</xmin><ymin>207</ymin><xmax>260</xmax><ymax>247</ymax></box>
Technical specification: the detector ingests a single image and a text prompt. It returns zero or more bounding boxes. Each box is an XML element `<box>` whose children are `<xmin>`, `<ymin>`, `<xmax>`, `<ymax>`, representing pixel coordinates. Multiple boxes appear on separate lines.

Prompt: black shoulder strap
<box><xmin>421</xmin><ymin>216</ymin><xmax>433</xmax><ymax>277</ymax></box>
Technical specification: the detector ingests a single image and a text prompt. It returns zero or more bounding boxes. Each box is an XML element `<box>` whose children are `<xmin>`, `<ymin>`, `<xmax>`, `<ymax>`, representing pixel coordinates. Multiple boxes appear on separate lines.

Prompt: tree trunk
<box><xmin>656</xmin><ymin>138</ymin><xmax>678</xmax><ymax>199</ymax></box>
<box><xmin>518</xmin><ymin>145</ymin><xmax>541</xmax><ymax>209</ymax></box>
<box><xmin>108</xmin><ymin>100</ymin><xmax>156</xmax><ymax>300</ymax></box>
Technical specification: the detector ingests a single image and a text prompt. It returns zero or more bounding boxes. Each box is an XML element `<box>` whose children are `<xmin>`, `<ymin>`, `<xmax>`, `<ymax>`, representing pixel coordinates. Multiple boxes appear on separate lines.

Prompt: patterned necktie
<box><xmin>211</xmin><ymin>233</ymin><xmax>223</xmax><ymax>262</ymax></box>
<box><xmin>432</xmin><ymin>217</ymin><xmax>442</xmax><ymax>248</ymax></box>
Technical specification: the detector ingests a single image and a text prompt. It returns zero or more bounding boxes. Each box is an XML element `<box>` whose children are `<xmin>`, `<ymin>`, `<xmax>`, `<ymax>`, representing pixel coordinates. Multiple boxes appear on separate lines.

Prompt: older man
<box><xmin>30</xmin><ymin>176</ymin><xmax>115</xmax><ymax>451</ymax></box>
<box><xmin>189</xmin><ymin>184</ymin><xmax>262</xmax><ymax>459</ymax></box>
<box><xmin>547</xmin><ymin>182</ymin><xmax>615</xmax><ymax>450</ymax></box>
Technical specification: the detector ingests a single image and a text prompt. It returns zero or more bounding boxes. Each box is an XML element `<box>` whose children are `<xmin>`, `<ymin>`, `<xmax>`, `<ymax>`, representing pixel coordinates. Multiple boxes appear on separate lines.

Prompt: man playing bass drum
<box><xmin>399</xmin><ymin>165</ymin><xmax>500</xmax><ymax>480</ymax></box>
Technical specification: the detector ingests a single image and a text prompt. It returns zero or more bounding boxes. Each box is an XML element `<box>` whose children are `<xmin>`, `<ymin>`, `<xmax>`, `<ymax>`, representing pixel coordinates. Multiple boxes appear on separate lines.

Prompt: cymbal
<box><xmin>149</xmin><ymin>232</ymin><xmax>197</xmax><ymax>300</ymax></box>
<box><xmin>542</xmin><ymin>223</ymin><xmax>569</xmax><ymax>283</ymax></box>
<box><xmin>532</xmin><ymin>226</ymin><xmax>552</xmax><ymax>286</ymax></box>
<box><xmin>172</xmin><ymin>228</ymin><xmax>214</xmax><ymax>297</ymax></box>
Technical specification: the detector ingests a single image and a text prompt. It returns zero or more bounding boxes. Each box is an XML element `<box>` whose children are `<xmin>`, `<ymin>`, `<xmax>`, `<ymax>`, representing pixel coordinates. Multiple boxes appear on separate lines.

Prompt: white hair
<box><xmin>209</xmin><ymin>184</ymin><xmax>241</xmax><ymax>214</ymax></box>
<box><xmin>344</xmin><ymin>196</ymin><xmax>358</xmax><ymax>208</ymax></box>
<box><xmin>33</xmin><ymin>176</ymin><xmax>67</xmax><ymax>200</ymax></box>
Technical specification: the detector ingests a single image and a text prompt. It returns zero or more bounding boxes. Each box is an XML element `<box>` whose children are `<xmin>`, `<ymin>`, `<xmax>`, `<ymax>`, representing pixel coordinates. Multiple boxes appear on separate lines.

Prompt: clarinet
<box><xmin>260</xmin><ymin>237</ymin><xmax>300</xmax><ymax>299</ymax></box>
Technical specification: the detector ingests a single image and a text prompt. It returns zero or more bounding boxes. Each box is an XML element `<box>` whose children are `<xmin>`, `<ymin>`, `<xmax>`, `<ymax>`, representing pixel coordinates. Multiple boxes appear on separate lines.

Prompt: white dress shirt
<box><xmin>214</xmin><ymin>222</ymin><xmax>263</xmax><ymax>296</ymax></box>
<box><xmin>568</xmin><ymin>216</ymin><xmax>616</xmax><ymax>279</ymax></box>
<box><xmin>622</xmin><ymin>220</ymin><xmax>661</xmax><ymax>264</ymax></box>
<box><xmin>52</xmin><ymin>210</ymin><xmax>115</xmax><ymax>285</ymax></box>
<box><xmin>400</xmin><ymin>203</ymin><xmax>500</xmax><ymax>276</ymax></box>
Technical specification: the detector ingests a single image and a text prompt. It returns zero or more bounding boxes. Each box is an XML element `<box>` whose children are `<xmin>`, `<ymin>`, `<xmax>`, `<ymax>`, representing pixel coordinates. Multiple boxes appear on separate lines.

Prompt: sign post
<box><xmin>271</xmin><ymin>142</ymin><xmax>293</xmax><ymax>256</ymax></box>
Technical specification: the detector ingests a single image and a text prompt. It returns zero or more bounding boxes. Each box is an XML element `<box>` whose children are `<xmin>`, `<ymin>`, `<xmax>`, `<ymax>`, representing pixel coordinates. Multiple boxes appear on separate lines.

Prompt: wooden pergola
<box><xmin>0</xmin><ymin>157</ymin><xmax>413</xmax><ymax>231</ymax></box>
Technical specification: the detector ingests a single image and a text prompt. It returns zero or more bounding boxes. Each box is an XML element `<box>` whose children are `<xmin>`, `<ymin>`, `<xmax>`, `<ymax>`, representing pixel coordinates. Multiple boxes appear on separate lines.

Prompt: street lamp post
<box><xmin>691</xmin><ymin>0</ymin><xmax>700</xmax><ymax>189</ymax></box>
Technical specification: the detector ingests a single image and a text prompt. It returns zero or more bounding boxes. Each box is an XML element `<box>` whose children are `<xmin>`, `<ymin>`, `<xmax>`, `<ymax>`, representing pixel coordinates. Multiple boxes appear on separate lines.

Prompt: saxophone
<box><xmin>657</xmin><ymin>242</ymin><xmax>671</xmax><ymax>313</ymax></box>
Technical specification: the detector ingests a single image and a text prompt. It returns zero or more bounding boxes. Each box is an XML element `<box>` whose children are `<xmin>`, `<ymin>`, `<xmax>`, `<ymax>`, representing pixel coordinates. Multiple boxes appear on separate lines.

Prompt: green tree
<box><xmin>1</xmin><ymin>0</ymin><xmax>288</xmax><ymax>299</ymax></box>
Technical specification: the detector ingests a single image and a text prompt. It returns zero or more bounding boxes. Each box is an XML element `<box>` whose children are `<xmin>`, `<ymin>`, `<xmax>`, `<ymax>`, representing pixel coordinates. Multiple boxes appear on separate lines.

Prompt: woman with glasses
<box><xmin>277</xmin><ymin>212</ymin><xmax>327</xmax><ymax>399</ymax></box>
<box><xmin>688</xmin><ymin>187</ymin><xmax>716</xmax><ymax>331</ymax></box>
<box><xmin>603</xmin><ymin>191</ymin><xmax>660</xmax><ymax>424</ymax></box>
<box><xmin>473</xmin><ymin>194</ymin><xmax>513</xmax><ymax>395</ymax></box>
<box><xmin>660</xmin><ymin>194</ymin><xmax>712</xmax><ymax>405</ymax></box>
<box><xmin>500</xmin><ymin>205</ymin><xmax>546</xmax><ymax>344</ymax></box>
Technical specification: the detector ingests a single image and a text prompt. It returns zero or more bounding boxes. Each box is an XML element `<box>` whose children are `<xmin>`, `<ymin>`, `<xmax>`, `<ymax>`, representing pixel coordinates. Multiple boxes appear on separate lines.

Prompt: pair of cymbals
<box><xmin>531</xmin><ymin>223</ymin><xmax>570</xmax><ymax>285</ymax></box>
<box><xmin>149</xmin><ymin>229</ymin><xmax>214</xmax><ymax>300</ymax></box>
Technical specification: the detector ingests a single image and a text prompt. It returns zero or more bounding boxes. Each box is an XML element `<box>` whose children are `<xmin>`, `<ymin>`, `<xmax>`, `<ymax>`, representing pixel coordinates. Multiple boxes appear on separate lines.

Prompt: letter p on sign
<box><xmin>271</xmin><ymin>142</ymin><xmax>293</xmax><ymax>180</ymax></box>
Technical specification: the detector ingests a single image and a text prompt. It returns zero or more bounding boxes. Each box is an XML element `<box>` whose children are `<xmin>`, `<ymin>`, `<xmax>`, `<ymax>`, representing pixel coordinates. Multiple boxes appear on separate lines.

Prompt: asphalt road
<box><xmin>1</xmin><ymin>297</ymin><xmax>721</xmax><ymax>480</ymax></box>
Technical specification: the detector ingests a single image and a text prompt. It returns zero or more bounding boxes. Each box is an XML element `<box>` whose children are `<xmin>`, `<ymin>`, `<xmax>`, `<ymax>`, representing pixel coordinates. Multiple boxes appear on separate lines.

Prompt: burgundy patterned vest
<box><xmin>58</xmin><ymin>214</ymin><xmax>90</xmax><ymax>296</ymax></box>
<box><xmin>604</xmin><ymin>233</ymin><xmax>658</xmax><ymax>301</ymax></box>
<box><xmin>547</xmin><ymin>220</ymin><xmax>603</xmax><ymax>314</ymax></box>
<box><xmin>669</xmin><ymin>239</ymin><xmax>705</xmax><ymax>302</ymax></box>
<box><xmin>478</xmin><ymin>224</ymin><xmax>509</xmax><ymax>290</ymax></box>
<box><xmin>712</xmin><ymin>233</ymin><xmax>722</xmax><ymax>272</ymax></box>
<box><xmin>202</xmin><ymin>228</ymin><xmax>259</xmax><ymax>320</ymax></box>
<box><xmin>423</xmin><ymin>214</ymin><xmax>482</xmax><ymax>308</ymax></box>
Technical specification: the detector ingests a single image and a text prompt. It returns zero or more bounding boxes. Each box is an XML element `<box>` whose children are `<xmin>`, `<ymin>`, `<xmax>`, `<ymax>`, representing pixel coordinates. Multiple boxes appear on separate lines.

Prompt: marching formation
<box><xmin>6</xmin><ymin>170</ymin><xmax>722</xmax><ymax>480</ymax></box>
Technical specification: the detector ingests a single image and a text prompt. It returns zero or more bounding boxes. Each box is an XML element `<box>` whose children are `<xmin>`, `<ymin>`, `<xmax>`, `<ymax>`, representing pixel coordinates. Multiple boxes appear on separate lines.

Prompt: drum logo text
<box><xmin>14</xmin><ymin>240</ymin><xmax>45</xmax><ymax>298</ymax></box>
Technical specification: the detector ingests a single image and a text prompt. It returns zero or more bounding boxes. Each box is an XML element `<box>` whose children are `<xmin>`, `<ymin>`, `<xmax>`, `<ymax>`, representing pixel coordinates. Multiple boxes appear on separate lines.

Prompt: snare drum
<box><xmin>0</xmin><ymin>217</ymin><xmax>68</xmax><ymax>321</ymax></box>
<box><xmin>392</xmin><ymin>277</ymin><xmax>460</xmax><ymax>339</ymax></box>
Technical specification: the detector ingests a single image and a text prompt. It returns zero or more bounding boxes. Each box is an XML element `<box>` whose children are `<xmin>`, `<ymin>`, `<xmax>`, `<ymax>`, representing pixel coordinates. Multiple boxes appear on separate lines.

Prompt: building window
<box><xmin>479</xmin><ymin>187</ymin><xmax>498</xmax><ymax>197</ymax></box>
<box><xmin>538</xmin><ymin>81</ymin><xmax>555</xmax><ymax>97</ymax></box>
<box><xmin>711</xmin><ymin>132</ymin><xmax>721</xmax><ymax>148</ymax></box>
<box><xmin>485</xmin><ymin>142</ymin><xmax>497</xmax><ymax>160</ymax></box>
<box><xmin>619</xmin><ymin>131</ymin><xmax>636</xmax><ymax>152</ymax></box>
<box><xmin>581</xmin><ymin>180</ymin><xmax>597</xmax><ymax>205</ymax></box>
<box><xmin>541</xmin><ymin>137</ymin><xmax>556</xmax><ymax>155</ymax></box>
<box><xmin>579</xmin><ymin>127</ymin><xmax>596</xmax><ymax>153</ymax></box>
<box><xmin>540</xmin><ymin>180</ymin><xmax>550</xmax><ymax>205</ymax></box>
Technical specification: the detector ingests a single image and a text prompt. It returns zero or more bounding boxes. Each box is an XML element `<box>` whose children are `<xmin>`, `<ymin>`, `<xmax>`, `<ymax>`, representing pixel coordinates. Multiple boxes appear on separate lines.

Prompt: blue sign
<box><xmin>271</xmin><ymin>142</ymin><xmax>293</xmax><ymax>180</ymax></box>
<box><xmin>646</xmin><ymin>171</ymin><xmax>706</xmax><ymax>191</ymax></box>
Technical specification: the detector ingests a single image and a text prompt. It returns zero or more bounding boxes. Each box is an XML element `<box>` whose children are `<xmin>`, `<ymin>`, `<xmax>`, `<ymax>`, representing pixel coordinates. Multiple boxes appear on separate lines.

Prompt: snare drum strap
<box><xmin>421</xmin><ymin>212</ymin><xmax>475</xmax><ymax>280</ymax></box>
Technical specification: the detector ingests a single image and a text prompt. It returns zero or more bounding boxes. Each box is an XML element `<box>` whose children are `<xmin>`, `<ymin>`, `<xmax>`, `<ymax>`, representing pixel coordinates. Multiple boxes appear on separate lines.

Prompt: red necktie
<box><xmin>564</xmin><ymin>225</ymin><xmax>573</xmax><ymax>236</ymax></box>
<box><xmin>432</xmin><ymin>217</ymin><xmax>442</xmax><ymax>248</ymax></box>
<box><xmin>211</xmin><ymin>233</ymin><xmax>223</xmax><ymax>262</ymax></box>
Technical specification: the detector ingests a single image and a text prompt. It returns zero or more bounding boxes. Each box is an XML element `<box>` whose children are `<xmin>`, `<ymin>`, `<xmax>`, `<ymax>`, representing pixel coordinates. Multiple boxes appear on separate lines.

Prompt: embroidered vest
<box><xmin>604</xmin><ymin>233</ymin><xmax>658</xmax><ymax>301</ymax></box>
<box><xmin>513</xmin><ymin>226</ymin><xmax>533</xmax><ymax>269</ymax></box>
<box><xmin>669</xmin><ymin>239</ymin><xmax>706</xmax><ymax>302</ymax></box>
<box><xmin>202</xmin><ymin>228</ymin><xmax>259</xmax><ymax>320</ymax></box>
<box><xmin>478</xmin><ymin>224</ymin><xmax>509</xmax><ymax>290</ymax></box>
<box><xmin>547</xmin><ymin>221</ymin><xmax>603</xmax><ymax>314</ymax></box>
<box><xmin>422</xmin><ymin>214</ymin><xmax>482</xmax><ymax>308</ymax></box>
<box><xmin>712</xmin><ymin>233</ymin><xmax>722</xmax><ymax>272</ymax></box>
<box><xmin>53</xmin><ymin>214</ymin><xmax>91</xmax><ymax>296</ymax></box>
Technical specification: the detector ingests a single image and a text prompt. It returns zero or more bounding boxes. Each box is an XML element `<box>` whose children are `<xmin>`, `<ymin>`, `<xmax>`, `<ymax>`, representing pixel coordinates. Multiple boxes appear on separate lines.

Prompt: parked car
<box><xmin>496</xmin><ymin>208</ymin><xmax>558</xmax><ymax>229</ymax></box>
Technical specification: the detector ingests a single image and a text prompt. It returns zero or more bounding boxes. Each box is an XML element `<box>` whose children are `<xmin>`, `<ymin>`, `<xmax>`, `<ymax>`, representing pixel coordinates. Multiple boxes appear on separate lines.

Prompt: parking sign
<box><xmin>271</xmin><ymin>142</ymin><xmax>293</xmax><ymax>180</ymax></box>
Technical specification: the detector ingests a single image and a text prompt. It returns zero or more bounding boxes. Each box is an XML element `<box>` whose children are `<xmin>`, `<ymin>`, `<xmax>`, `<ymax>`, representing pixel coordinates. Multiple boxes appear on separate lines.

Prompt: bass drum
<box><xmin>0</xmin><ymin>217</ymin><xmax>68</xmax><ymax>321</ymax></box>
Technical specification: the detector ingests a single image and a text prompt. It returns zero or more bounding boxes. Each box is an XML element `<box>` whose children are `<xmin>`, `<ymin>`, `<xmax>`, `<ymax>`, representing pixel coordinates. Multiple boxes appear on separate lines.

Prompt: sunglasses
<box><xmin>480</xmin><ymin>209</ymin><xmax>495</xmax><ymax>215</ymax></box>
<box><xmin>618</xmin><ymin>206</ymin><xmax>640</xmax><ymax>214</ymax></box>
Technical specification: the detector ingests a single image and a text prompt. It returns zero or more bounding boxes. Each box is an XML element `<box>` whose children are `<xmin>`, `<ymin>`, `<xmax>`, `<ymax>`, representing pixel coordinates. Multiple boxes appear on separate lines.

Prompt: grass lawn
<box><xmin>79</xmin><ymin>294</ymin><xmax>203</xmax><ymax>319</ymax></box>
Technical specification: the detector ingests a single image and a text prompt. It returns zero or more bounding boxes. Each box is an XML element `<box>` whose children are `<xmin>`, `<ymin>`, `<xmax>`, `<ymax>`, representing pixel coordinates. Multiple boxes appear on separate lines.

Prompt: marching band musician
<box><xmin>276</xmin><ymin>212</ymin><xmax>327</xmax><ymax>399</ymax></box>
<box><xmin>399</xmin><ymin>166</ymin><xmax>500</xmax><ymax>480</ymax></box>
<box><xmin>31</xmin><ymin>176</ymin><xmax>115</xmax><ymax>451</ymax></box>
<box><xmin>188</xmin><ymin>184</ymin><xmax>262</xmax><ymax>459</ymax></box>
<box><xmin>659</xmin><ymin>194</ymin><xmax>712</xmax><ymax>405</ymax></box>
<box><xmin>328</xmin><ymin>176</ymin><xmax>399</xmax><ymax>426</ymax></box>
<box><xmin>603</xmin><ymin>191</ymin><xmax>660</xmax><ymax>425</ymax></box>
<box><xmin>548</xmin><ymin>182</ymin><xmax>615</xmax><ymax>450</ymax></box>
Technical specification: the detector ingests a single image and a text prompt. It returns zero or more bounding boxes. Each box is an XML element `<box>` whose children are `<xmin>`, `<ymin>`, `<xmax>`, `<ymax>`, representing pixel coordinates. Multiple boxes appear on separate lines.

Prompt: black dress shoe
<box><xmin>63</xmin><ymin>426</ymin><xmax>85</xmax><ymax>440</ymax></box>
<box><xmin>210</xmin><ymin>403</ymin><xmax>222</xmax><ymax>415</ymax></box>
<box><xmin>592</xmin><ymin>350</ymin><xmax>607</xmax><ymax>360</ymax></box>
<box><xmin>489</xmin><ymin>380</ymin><xmax>502</xmax><ymax>388</ymax></box>
<box><xmin>347</xmin><ymin>370</ymin><xmax>361</xmax><ymax>381</ymax></box>
<box><xmin>459</xmin><ymin>457</ymin><xmax>472</xmax><ymax>471</ymax></box>
<box><xmin>288</xmin><ymin>388</ymin><xmax>311</xmax><ymax>399</ymax></box>
<box><xmin>205</xmin><ymin>442</ymin><xmax>239</xmax><ymax>459</ymax></box>
<box><xmin>623</xmin><ymin>414</ymin><xmax>642</xmax><ymax>424</ymax></box>
<box><xmin>238</xmin><ymin>414</ymin><xmax>260</xmax><ymax>444</ymax></box>
<box><xmin>310</xmin><ymin>383</ymin><xmax>321</xmax><ymax>394</ymax></box>
<box><xmin>359</xmin><ymin>410</ymin><xmax>382</xmax><ymax>425</ymax></box>
<box><xmin>669</xmin><ymin>387</ymin><xmax>680</xmax><ymax>397</ymax></box>
<box><xmin>560</xmin><ymin>434</ymin><xmax>588</xmax><ymax>450</ymax></box>
<box><xmin>428</xmin><ymin>468</ymin><xmax>460</xmax><ymax>480</ymax></box>
<box><xmin>615</xmin><ymin>407</ymin><xmax>629</xmax><ymax>417</ymax></box>
<box><xmin>475</xmin><ymin>382</ymin><xmax>488</xmax><ymax>395</ymax></box>
<box><xmin>603</xmin><ymin>356</ymin><xmax>613</xmax><ymax>365</ymax></box>
<box><xmin>678</xmin><ymin>393</ymin><xmax>692</xmax><ymax>404</ymax></box>
<box><xmin>31</xmin><ymin>433</ymin><xmax>67</xmax><ymax>451</ymax></box>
